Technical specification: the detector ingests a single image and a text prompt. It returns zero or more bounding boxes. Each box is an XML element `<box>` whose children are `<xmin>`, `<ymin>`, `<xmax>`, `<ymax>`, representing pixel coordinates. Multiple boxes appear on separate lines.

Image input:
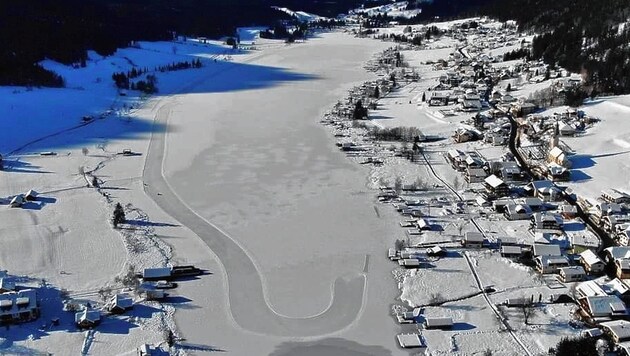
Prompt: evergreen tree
<box><xmin>112</xmin><ymin>203</ymin><xmax>126</xmax><ymax>228</ymax></box>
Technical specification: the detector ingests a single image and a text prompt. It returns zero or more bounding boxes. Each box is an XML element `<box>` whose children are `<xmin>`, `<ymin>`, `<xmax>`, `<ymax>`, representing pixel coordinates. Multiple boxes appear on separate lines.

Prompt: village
<box><xmin>320</xmin><ymin>14</ymin><xmax>630</xmax><ymax>355</ymax></box>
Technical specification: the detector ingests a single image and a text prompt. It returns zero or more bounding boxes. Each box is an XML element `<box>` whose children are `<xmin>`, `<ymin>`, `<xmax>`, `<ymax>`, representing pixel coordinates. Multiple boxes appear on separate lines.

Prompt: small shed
<box><xmin>398</xmin><ymin>259</ymin><xmax>421</xmax><ymax>268</ymax></box>
<box><xmin>9</xmin><ymin>195</ymin><xmax>24</xmax><ymax>208</ymax></box>
<box><xmin>423</xmin><ymin>317</ymin><xmax>453</xmax><ymax>329</ymax></box>
<box><xmin>24</xmin><ymin>190</ymin><xmax>38</xmax><ymax>201</ymax></box>
<box><xmin>426</xmin><ymin>246</ymin><xmax>447</xmax><ymax>257</ymax></box>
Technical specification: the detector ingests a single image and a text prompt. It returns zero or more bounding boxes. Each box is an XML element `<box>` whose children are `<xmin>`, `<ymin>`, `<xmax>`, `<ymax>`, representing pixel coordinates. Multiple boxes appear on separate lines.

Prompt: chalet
<box><xmin>579</xmin><ymin>295</ymin><xmax>628</xmax><ymax>321</ymax></box>
<box><xmin>600</xmin><ymin>320</ymin><xmax>630</xmax><ymax>343</ymax></box>
<box><xmin>499</xmin><ymin>162</ymin><xmax>522</xmax><ymax>181</ymax></box>
<box><xmin>462</xmin><ymin>232</ymin><xmax>484</xmax><ymax>248</ymax></box>
<box><xmin>466</xmin><ymin>167</ymin><xmax>488</xmax><ymax>183</ymax></box>
<box><xmin>514</xmin><ymin>197</ymin><xmax>544</xmax><ymax>211</ymax></box>
<box><xmin>452</xmin><ymin>128</ymin><xmax>477</xmax><ymax>143</ymax></box>
<box><xmin>483</xmin><ymin>174</ymin><xmax>509</xmax><ymax>199</ymax></box>
<box><xmin>501</xmin><ymin>245</ymin><xmax>523</xmax><ymax>258</ymax></box>
<box><xmin>595</xmin><ymin>202</ymin><xmax>623</xmax><ymax>219</ymax></box>
<box><xmin>559</xmin><ymin>205</ymin><xmax>578</xmax><ymax>219</ymax></box>
<box><xmin>532</xmin><ymin>244</ymin><xmax>561</xmax><ymax>257</ymax></box>
<box><xmin>558</xmin><ymin>266</ymin><xmax>585</xmax><ymax>282</ymax></box>
<box><xmin>579</xmin><ymin>250</ymin><xmax>605</xmax><ymax>274</ymax></box>
<box><xmin>536</xmin><ymin>255</ymin><xmax>569</xmax><ymax>274</ymax></box>
<box><xmin>526</xmin><ymin>180</ymin><xmax>562</xmax><ymax>202</ymax></box>
<box><xmin>429</xmin><ymin>92</ymin><xmax>450</xmax><ymax>106</ymax></box>
<box><xmin>423</xmin><ymin>317</ymin><xmax>453</xmax><ymax>329</ymax></box>
<box><xmin>603</xmin><ymin>247</ymin><xmax>630</xmax><ymax>263</ymax></box>
<box><xmin>531</xmin><ymin>212</ymin><xmax>563</xmax><ymax>230</ymax></box>
<box><xmin>464</xmin><ymin>155</ymin><xmax>484</xmax><ymax>169</ymax></box>
<box><xmin>603</xmin><ymin>279</ymin><xmax>630</xmax><ymax>304</ymax></box>
<box><xmin>75</xmin><ymin>308</ymin><xmax>101</xmax><ymax>328</ymax></box>
<box><xmin>459</xmin><ymin>99</ymin><xmax>482</xmax><ymax>112</ymax></box>
<box><xmin>548</xmin><ymin>147</ymin><xmax>571</xmax><ymax>168</ymax></box>
<box><xmin>602</xmin><ymin>189</ymin><xmax>630</xmax><ymax>204</ymax></box>
<box><xmin>616</xmin><ymin>259</ymin><xmax>630</xmax><ymax>279</ymax></box>
<box><xmin>493</xmin><ymin>198</ymin><xmax>513</xmax><ymax>213</ymax></box>
<box><xmin>0</xmin><ymin>289</ymin><xmax>39</xmax><ymax>325</ymax></box>
<box><xmin>576</xmin><ymin>281</ymin><xmax>607</xmax><ymax>298</ymax></box>
<box><xmin>109</xmin><ymin>294</ymin><xmax>133</xmax><ymax>314</ymax></box>
<box><xmin>546</xmin><ymin>164</ymin><xmax>570</xmax><ymax>181</ymax></box>
<box><xmin>446</xmin><ymin>149</ymin><xmax>466</xmax><ymax>170</ymax></box>
<box><xmin>504</xmin><ymin>204</ymin><xmax>533</xmax><ymax>221</ymax></box>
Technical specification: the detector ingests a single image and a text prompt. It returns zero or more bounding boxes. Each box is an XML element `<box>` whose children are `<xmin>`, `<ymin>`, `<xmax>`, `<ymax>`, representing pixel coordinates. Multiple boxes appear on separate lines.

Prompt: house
<box><xmin>446</xmin><ymin>149</ymin><xmax>465</xmax><ymax>169</ymax></box>
<box><xmin>536</xmin><ymin>255</ymin><xmax>570</xmax><ymax>274</ymax></box>
<box><xmin>396</xmin><ymin>333</ymin><xmax>424</xmax><ymax>348</ymax></box>
<box><xmin>578</xmin><ymin>295</ymin><xmax>627</xmax><ymax>320</ymax></box>
<box><xmin>604</xmin><ymin>247</ymin><xmax>630</xmax><ymax>263</ymax></box>
<box><xmin>602</xmin><ymin>189</ymin><xmax>630</xmax><ymax>204</ymax></box>
<box><xmin>548</xmin><ymin>147</ymin><xmax>571</xmax><ymax>168</ymax></box>
<box><xmin>576</xmin><ymin>281</ymin><xmax>607</xmax><ymax>298</ymax></box>
<box><xmin>75</xmin><ymin>308</ymin><xmax>101</xmax><ymax>328</ymax></box>
<box><xmin>546</xmin><ymin>164</ymin><xmax>570</xmax><ymax>181</ymax></box>
<box><xmin>501</xmin><ymin>245</ymin><xmax>523</xmax><ymax>258</ymax></box>
<box><xmin>466</xmin><ymin>167</ymin><xmax>488</xmax><ymax>183</ymax></box>
<box><xmin>504</xmin><ymin>204</ymin><xmax>533</xmax><ymax>220</ymax></box>
<box><xmin>452</xmin><ymin>128</ymin><xmax>477</xmax><ymax>143</ymax></box>
<box><xmin>462</xmin><ymin>232</ymin><xmax>484</xmax><ymax>248</ymax></box>
<box><xmin>499</xmin><ymin>162</ymin><xmax>522</xmax><ymax>181</ymax></box>
<box><xmin>533</xmin><ymin>244</ymin><xmax>561</xmax><ymax>257</ymax></box>
<box><xmin>396</xmin><ymin>308</ymin><xmax>421</xmax><ymax>324</ymax></box>
<box><xmin>559</xmin><ymin>123</ymin><xmax>576</xmax><ymax>136</ymax></box>
<box><xmin>515</xmin><ymin>197</ymin><xmax>544</xmax><ymax>211</ymax></box>
<box><xmin>616</xmin><ymin>259</ymin><xmax>630</xmax><ymax>279</ymax></box>
<box><xmin>423</xmin><ymin>317</ymin><xmax>453</xmax><ymax>329</ymax></box>
<box><xmin>531</xmin><ymin>212</ymin><xmax>563</xmax><ymax>230</ymax></box>
<box><xmin>138</xmin><ymin>344</ymin><xmax>163</xmax><ymax>356</ymax></box>
<box><xmin>429</xmin><ymin>91</ymin><xmax>450</xmax><ymax>106</ymax></box>
<box><xmin>526</xmin><ymin>180</ymin><xmax>562</xmax><ymax>202</ymax></box>
<box><xmin>109</xmin><ymin>294</ymin><xmax>133</xmax><ymax>314</ymax></box>
<box><xmin>579</xmin><ymin>250</ymin><xmax>605</xmax><ymax>274</ymax></box>
<box><xmin>483</xmin><ymin>174</ymin><xmax>509</xmax><ymax>199</ymax></box>
<box><xmin>0</xmin><ymin>289</ymin><xmax>39</xmax><ymax>325</ymax></box>
<box><xmin>558</xmin><ymin>266</ymin><xmax>586</xmax><ymax>282</ymax></box>
<box><xmin>498</xmin><ymin>236</ymin><xmax>519</xmax><ymax>246</ymax></box>
<box><xmin>9</xmin><ymin>195</ymin><xmax>24</xmax><ymax>208</ymax></box>
<box><xmin>417</xmin><ymin>218</ymin><xmax>431</xmax><ymax>231</ymax></box>
<box><xmin>559</xmin><ymin>205</ymin><xmax>578</xmax><ymax>219</ymax></box>
<box><xmin>599</xmin><ymin>320</ymin><xmax>630</xmax><ymax>343</ymax></box>
<box><xmin>595</xmin><ymin>202</ymin><xmax>623</xmax><ymax>219</ymax></box>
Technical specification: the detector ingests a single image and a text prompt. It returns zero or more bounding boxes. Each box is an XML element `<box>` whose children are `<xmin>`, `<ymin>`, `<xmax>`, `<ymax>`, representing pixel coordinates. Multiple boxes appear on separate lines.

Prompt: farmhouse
<box><xmin>75</xmin><ymin>308</ymin><xmax>101</xmax><ymax>328</ymax></box>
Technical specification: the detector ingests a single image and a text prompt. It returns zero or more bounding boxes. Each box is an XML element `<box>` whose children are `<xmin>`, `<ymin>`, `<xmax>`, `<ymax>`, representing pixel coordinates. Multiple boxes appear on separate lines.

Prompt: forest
<box><xmin>0</xmin><ymin>0</ymin><xmax>366</xmax><ymax>87</ymax></box>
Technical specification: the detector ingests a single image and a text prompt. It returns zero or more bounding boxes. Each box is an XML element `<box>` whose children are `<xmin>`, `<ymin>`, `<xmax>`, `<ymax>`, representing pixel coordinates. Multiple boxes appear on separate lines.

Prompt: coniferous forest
<box><xmin>2</xmin><ymin>0</ymin><xmax>630</xmax><ymax>95</ymax></box>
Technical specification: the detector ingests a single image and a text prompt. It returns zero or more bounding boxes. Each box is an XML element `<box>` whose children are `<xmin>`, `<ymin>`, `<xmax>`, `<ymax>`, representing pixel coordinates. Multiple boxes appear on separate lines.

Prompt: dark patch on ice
<box><xmin>268</xmin><ymin>338</ymin><xmax>392</xmax><ymax>356</ymax></box>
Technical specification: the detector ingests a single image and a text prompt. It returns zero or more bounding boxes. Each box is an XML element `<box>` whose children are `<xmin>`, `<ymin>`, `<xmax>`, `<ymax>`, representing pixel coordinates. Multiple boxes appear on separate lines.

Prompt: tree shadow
<box><xmin>177</xmin><ymin>342</ymin><xmax>226</xmax><ymax>353</ymax></box>
<box><xmin>0</xmin><ymin>159</ymin><xmax>51</xmax><ymax>174</ymax></box>
<box><xmin>2</xmin><ymin>60</ymin><xmax>318</xmax><ymax>153</ymax></box>
<box><xmin>125</xmin><ymin>219</ymin><xmax>180</xmax><ymax>228</ymax></box>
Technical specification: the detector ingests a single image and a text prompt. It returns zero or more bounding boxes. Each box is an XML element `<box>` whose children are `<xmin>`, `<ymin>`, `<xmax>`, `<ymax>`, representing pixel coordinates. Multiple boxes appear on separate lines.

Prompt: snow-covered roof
<box><xmin>559</xmin><ymin>266</ymin><xmax>585</xmax><ymax>276</ymax></box>
<box><xmin>484</xmin><ymin>174</ymin><xmax>505</xmax><ymax>188</ymax></box>
<box><xmin>577</xmin><ymin>281</ymin><xmax>607</xmax><ymax>297</ymax></box>
<box><xmin>464</xmin><ymin>231</ymin><xmax>484</xmax><ymax>242</ymax></box>
<box><xmin>580</xmin><ymin>250</ymin><xmax>603</xmax><ymax>266</ymax></box>
<box><xmin>600</xmin><ymin>319</ymin><xmax>630</xmax><ymax>339</ymax></box>
<box><xmin>532</xmin><ymin>244</ymin><xmax>561</xmax><ymax>256</ymax></box>
<box><xmin>584</xmin><ymin>295</ymin><xmax>626</xmax><ymax>317</ymax></box>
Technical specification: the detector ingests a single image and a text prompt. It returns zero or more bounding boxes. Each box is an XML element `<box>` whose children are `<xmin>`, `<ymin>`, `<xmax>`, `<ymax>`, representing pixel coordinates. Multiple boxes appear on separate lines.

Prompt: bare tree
<box><xmin>521</xmin><ymin>298</ymin><xmax>537</xmax><ymax>325</ymax></box>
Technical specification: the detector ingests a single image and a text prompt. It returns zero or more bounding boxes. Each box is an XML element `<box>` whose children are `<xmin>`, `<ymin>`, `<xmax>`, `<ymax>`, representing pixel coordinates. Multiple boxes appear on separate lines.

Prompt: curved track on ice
<box><xmin>142</xmin><ymin>59</ymin><xmax>366</xmax><ymax>337</ymax></box>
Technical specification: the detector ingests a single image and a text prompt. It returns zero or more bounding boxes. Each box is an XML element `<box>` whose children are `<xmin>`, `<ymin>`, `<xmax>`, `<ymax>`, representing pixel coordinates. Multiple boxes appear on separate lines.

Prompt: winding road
<box><xmin>141</xmin><ymin>50</ymin><xmax>368</xmax><ymax>337</ymax></box>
